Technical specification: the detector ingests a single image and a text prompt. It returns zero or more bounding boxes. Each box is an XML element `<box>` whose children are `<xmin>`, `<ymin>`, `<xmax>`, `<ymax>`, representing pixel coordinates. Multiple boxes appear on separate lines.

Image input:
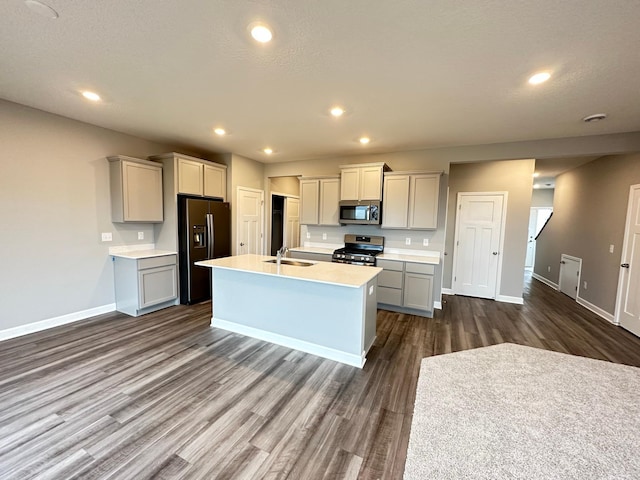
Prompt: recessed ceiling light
<box><xmin>250</xmin><ymin>24</ymin><xmax>273</xmax><ymax>43</ymax></box>
<box><xmin>330</xmin><ymin>106</ymin><xmax>345</xmax><ymax>117</ymax></box>
<box><xmin>24</xmin><ymin>0</ymin><xmax>59</xmax><ymax>19</ymax></box>
<box><xmin>263</xmin><ymin>147</ymin><xmax>273</xmax><ymax>155</ymax></box>
<box><xmin>528</xmin><ymin>72</ymin><xmax>551</xmax><ymax>85</ymax></box>
<box><xmin>81</xmin><ymin>91</ymin><xmax>101</xmax><ymax>102</ymax></box>
<box><xmin>583</xmin><ymin>113</ymin><xmax>607</xmax><ymax>123</ymax></box>
<box><xmin>214</xmin><ymin>128</ymin><xmax>226</xmax><ymax>136</ymax></box>
<box><xmin>359</xmin><ymin>137</ymin><xmax>370</xmax><ymax>145</ymax></box>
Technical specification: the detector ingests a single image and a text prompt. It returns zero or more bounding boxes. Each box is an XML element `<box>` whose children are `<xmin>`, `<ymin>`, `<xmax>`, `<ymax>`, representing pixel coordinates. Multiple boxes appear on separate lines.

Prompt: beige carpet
<box><xmin>404</xmin><ymin>343</ymin><xmax>640</xmax><ymax>479</ymax></box>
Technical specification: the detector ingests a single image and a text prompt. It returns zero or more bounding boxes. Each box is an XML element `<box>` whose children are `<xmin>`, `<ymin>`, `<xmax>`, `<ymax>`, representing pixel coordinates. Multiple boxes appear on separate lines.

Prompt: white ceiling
<box><xmin>1</xmin><ymin>1</ymin><xmax>640</xmax><ymax>164</ymax></box>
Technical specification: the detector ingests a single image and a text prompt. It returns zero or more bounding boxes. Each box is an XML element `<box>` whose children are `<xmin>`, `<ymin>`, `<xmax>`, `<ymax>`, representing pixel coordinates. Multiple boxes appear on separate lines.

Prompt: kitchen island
<box><xmin>195</xmin><ymin>254</ymin><xmax>382</xmax><ymax>367</ymax></box>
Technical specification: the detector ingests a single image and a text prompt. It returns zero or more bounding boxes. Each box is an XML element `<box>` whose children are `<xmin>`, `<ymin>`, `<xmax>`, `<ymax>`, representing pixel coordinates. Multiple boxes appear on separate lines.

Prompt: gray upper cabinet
<box><xmin>382</xmin><ymin>172</ymin><xmax>441</xmax><ymax>229</ymax></box>
<box><xmin>108</xmin><ymin>155</ymin><xmax>163</xmax><ymax>223</ymax></box>
<box><xmin>339</xmin><ymin>163</ymin><xmax>389</xmax><ymax>201</ymax></box>
<box><xmin>151</xmin><ymin>153</ymin><xmax>227</xmax><ymax>200</ymax></box>
<box><xmin>299</xmin><ymin>176</ymin><xmax>340</xmax><ymax>225</ymax></box>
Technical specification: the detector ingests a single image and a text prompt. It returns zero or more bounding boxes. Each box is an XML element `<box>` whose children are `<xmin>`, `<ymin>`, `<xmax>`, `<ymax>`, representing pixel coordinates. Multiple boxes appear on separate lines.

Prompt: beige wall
<box><xmin>444</xmin><ymin>159</ymin><xmax>535</xmax><ymax>299</ymax></box>
<box><xmin>0</xmin><ymin>99</ymin><xmax>216</xmax><ymax>330</ymax></box>
<box><xmin>534</xmin><ymin>154</ymin><xmax>640</xmax><ymax>314</ymax></box>
<box><xmin>269</xmin><ymin>176</ymin><xmax>300</xmax><ymax>197</ymax></box>
<box><xmin>531</xmin><ymin>188</ymin><xmax>554</xmax><ymax>208</ymax></box>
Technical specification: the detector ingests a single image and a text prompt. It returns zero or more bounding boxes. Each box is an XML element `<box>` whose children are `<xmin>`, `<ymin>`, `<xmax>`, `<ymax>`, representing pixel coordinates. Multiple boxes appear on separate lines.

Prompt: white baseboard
<box><xmin>532</xmin><ymin>272</ymin><xmax>559</xmax><ymax>290</ymax></box>
<box><xmin>212</xmin><ymin>317</ymin><xmax>366</xmax><ymax>368</ymax></box>
<box><xmin>0</xmin><ymin>303</ymin><xmax>116</xmax><ymax>342</ymax></box>
<box><xmin>576</xmin><ymin>296</ymin><xmax>615</xmax><ymax>324</ymax></box>
<box><xmin>495</xmin><ymin>295</ymin><xmax>524</xmax><ymax>305</ymax></box>
<box><xmin>434</xmin><ymin>301</ymin><xmax>442</xmax><ymax>310</ymax></box>
<box><xmin>442</xmin><ymin>288</ymin><xmax>455</xmax><ymax>295</ymax></box>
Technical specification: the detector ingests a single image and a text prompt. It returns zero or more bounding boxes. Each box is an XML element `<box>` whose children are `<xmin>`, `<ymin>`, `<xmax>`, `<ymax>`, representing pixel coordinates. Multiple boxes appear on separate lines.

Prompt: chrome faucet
<box><xmin>276</xmin><ymin>246</ymin><xmax>288</xmax><ymax>265</ymax></box>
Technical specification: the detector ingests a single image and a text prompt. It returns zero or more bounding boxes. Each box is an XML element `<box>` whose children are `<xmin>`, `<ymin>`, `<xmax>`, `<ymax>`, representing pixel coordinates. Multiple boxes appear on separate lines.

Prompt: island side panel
<box><xmin>212</xmin><ymin>268</ymin><xmax>365</xmax><ymax>363</ymax></box>
<box><xmin>363</xmin><ymin>278</ymin><xmax>378</xmax><ymax>354</ymax></box>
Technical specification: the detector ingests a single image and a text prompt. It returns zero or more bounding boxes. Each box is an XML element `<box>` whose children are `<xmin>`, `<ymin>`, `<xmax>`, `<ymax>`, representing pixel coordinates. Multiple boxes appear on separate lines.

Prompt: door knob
<box><xmin>621</xmin><ymin>263</ymin><xmax>630</xmax><ymax>268</ymax></box>
<box><xmin>240</xmin><ymin>242</ymin><xmax>245</xmax><ymax>247</ymax></box>
<box><xmin>492</xmin><ymin>252</ymin><xmax>498</xmax><ymax>255</ymax></box>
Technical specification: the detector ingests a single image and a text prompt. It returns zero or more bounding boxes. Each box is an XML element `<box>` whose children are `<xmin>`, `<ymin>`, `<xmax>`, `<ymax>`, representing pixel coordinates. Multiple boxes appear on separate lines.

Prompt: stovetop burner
<box><xmin>332</xmin><ymin>234</ymin><xmax>384</xmax><ymax>266</ymax></box>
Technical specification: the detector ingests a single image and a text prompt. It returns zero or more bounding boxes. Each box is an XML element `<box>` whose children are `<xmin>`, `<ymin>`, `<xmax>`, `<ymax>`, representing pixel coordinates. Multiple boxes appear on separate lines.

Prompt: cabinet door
<box><xmin>382</xmin><ymin>175</ymin><xmax>410</xmax><ymax>228</ymax></box>
<box><xmin>340</xmin><ymin>168</ymin><xmax>360</xmax><ymax>200</ymax></box>
<box><xmin>299</xmin><ymin>180</ymin><xmax>319</xmax><ymax>225</ymax></box>
<box><xmin>122</xmin><ymin>161</ymin><xmax>163</xmax><ymax>222</ymax></box>
<box><xmin>403</xmin><ymin>272</ymin><xmax>433</xmax><ymax>311</ymax></box>
<box><xmin>360</xmin><ymin>166</ymin><xmax>383</xmax><ymax>200</ymax></box>
<box><xmin>178</xmin><ymin>158</ymin><xmax>203</xmax><ymax>195</ymax></box>
<box><xmin>319</xmin><ymin>178</ymin><xmax>340</xmax><ymax>225</ymax></box>
<box><xmin>138</xmin><ymin>264</ymin><xmax>178</xmax><ymax>308</ymax></box>
<box><xmin>409</xmin><ymin>174</ymin><xmax>440</xmax><ymax>229</ymax></box>
<box><xmin>203</xmin><ymin>164</ymin><xmax>226</xmax><ymax>199</ymax></box>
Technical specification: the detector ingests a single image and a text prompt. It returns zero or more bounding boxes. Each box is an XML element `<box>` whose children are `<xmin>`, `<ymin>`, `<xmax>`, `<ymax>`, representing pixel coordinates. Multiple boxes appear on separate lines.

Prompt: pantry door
<box><xmin>452</xmin><ymin>192</ymin><xmax>507</xmax><ymax>299</ymax></box>
<box><xmin>237</xmin><ymin>187</ymin><xmax>264</xmax><ymax>255</ymax></box>
<box><xmin>616</xmin><ymin>184</ymin><xmax>640</xmax><ymax>337</ymax></box>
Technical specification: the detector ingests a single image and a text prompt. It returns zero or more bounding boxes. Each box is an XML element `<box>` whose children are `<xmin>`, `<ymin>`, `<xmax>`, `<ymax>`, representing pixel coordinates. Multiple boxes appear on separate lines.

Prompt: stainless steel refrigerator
<box><xmin>178</xmin><ymin>196</ymin><xmax>231</xmax><ymax>304</ymax></box>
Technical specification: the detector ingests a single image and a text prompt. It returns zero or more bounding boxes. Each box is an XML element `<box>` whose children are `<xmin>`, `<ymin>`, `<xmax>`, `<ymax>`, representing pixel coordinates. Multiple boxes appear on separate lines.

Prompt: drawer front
<box><xmin>377</xmin><ymin>259</ymin><xmax>403</xmax><ymax>271</ymax></box>
<box><xmin>138</xmin><ymin>255</ymin><xmax>177</xmax><ymax>270</ymax></box>
<box><xmin>378</xmin><ymin>270</ymin><xmax>403</xmax><ymax>288</ymax></box>
<box><xmin>405</xmin><ymin>262</ymin><xmax>435</xmax><ymax>275</ymax></box>
<box><xmin>378</xmin><ymin>286</ymin><xmax>403</xmax><ymax>306</ymax></box>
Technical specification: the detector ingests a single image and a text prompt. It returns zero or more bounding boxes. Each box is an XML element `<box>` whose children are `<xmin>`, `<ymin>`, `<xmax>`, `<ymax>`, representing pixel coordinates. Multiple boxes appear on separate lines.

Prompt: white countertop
<box><xmin>196</xmin><ymin>254</ymin><xmax>382</xmax><ymax>288</ymax></box>
<box><xmin>288</xmin><ymin>246</ymin><xmax>336</xmax><ymax>255</ymax></box>
<box><xmin>110</xmin><ymin>249</ymin><xmax>177</xmax><ymax>259</ymax></box>
<box><xmin>378</xmin><ymin>251</ymin><xmax>441</xmax><ymax>265</ymax></box>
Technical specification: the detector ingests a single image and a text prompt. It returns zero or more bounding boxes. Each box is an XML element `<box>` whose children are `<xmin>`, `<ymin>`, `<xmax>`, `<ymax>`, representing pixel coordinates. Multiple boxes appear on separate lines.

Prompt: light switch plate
<box><xmin>609</xmin><ymin>244</ymin><xmax>614</xmax><ymax>253</ymax></box>
<box><xmin>322</xmin><ymin>233</ymin><xmax>327</xmax><ymax>240</ymax></box>
<box><xmin>138</xmin><ymin>232</ymin><xmax>144</xmax><ymax>240</ymax></box>
<box><xmin>423</xmin><ymin>238</ymin><xmax>429</xmax><ymax>246</ymax></box>
<box><xmin>405</xmin><ymin>238</ymin><xmax>411</xmax><ymax>246</ymax></box>
<box><xmin>101</xmin><ymin>232</ymin><xmax>112</xmax><ymax>242</ymax></box>
<box><xmin>306</xmin><ymin>232</ymin><xmax>311</xmax><ymax>239</ymax></box>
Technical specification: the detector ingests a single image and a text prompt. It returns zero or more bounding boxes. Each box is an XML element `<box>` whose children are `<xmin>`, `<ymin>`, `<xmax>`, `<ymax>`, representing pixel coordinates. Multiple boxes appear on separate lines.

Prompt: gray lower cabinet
<box><xmin>114</xmin><ymin>255</ymin><xmax>178</xmax><ymax>316</ymax></box>
<box><xmin>377</xmin><ymin>259</ymin><xmax>435</xmax><ymax>317</ymax></box>
<box><xmin>288</xmin><ymin>251</ymin><xmax>333</xmax><ymax>262</ymax></box>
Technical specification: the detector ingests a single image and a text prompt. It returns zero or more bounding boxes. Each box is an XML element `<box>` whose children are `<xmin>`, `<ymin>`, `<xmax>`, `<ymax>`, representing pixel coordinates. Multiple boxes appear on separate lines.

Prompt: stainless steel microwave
<box><xmin>339</xmin><ymin>200</ymin><xmax>381</xmax><ymax>225</ymax></box>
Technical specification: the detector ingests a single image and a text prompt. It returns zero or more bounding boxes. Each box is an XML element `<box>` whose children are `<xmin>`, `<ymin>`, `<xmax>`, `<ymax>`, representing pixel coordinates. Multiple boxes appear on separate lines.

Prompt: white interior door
<box><xmin>559</xmin><ymin>254</ymin><xmax>581</xmax><ymax>300</ymax></box>
<box><xmin>285</xmin><ymin>197</ymin><xmax>300</xmax><ymax>249</ymax></box>
<box><xmin>453</xmin><ymin>193</ymin><xmax>506</xmax><ymax>299</ymax></box>
<box><xmin>237</xmin><ymin>187</ymin><xmax>264</xmax><ymax>255</ymax></box>
<box><xmin>616</xmin><ymin>185</ymin><xmax>640</xmax><ymax>336</ymax></box>
<box><xmin>525</xmin><ymin>209</ymin><xmax>537</xmax><ymax>268</ymax></box>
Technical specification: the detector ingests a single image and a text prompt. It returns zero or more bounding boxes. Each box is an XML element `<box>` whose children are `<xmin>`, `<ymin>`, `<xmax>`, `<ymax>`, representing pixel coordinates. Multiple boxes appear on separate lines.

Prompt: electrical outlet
<box><xmin>583</xmin><ymin>281</ymin><xmax>588</xmax><ymax>289</ymax></box>
<box><xmin>609</xmin><ymin>244</ymin><xmax>614</xmax><ymax>253</ymax></box>
<box><xmin>306</xmin><ymin>232</ymin><xmax>311</xmax><ymax>239</ymax></box>
<box><xmin>138</xmin><ymin>232</ymin><xmax>144</xmax><ymax>240</ymax></box>
<box><xmin>405</xmin><ymin>238</ymin><xmax>411</xmax><ymax>246</ymax></box>
<box><xmin>547</xmin><ymin>266</ymin><xmax>551</xmax><ymax>272</ymax></box>
<box><xmin>423</xmin><ymin>238</ymin><xmax>429</xmax><ymax>247</ymax></box>
<box><xmin>101</xmin><ymin>232</ymin><xmax>112</xmax><ymax>242</ymax></box>
<box><xmin>322</xmin><ymin>233</ymin><xmax>327</xmax><ymax>240</ymax></box>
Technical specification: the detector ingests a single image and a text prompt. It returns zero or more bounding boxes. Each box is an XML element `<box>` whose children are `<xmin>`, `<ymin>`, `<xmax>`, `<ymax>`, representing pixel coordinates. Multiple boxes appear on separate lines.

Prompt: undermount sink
<box><xmin>264</xmin><ymin>259</ymin><xmax>315</xmax><ymax>267</ymax></box>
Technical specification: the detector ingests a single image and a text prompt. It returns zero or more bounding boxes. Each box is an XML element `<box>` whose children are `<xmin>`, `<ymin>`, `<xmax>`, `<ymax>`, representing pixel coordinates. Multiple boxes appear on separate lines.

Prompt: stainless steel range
<box><xmin>332</xmin><ymin>234</ymin><xmax>384</xmax><ymax>266</ymax></box>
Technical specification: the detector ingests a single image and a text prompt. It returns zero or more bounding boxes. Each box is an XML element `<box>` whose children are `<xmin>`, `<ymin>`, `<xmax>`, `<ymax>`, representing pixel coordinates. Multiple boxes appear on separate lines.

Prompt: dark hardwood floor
<box><xmin>1</xmin><ymin>275</ymin><xmax>639</xmax><ymax>479</ymax></box>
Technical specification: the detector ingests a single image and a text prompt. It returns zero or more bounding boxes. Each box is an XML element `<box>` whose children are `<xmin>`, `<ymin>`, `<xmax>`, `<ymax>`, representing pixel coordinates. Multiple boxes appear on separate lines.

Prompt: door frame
<box><xmin>451</xmin><ymin>191</ymin><xmax>508</xmax><ymax>299</ymax></box>
<box><xmin>236</xmin><ymin>186</ymin><xmax>265</xmax><ymax>255</ymax></box>
<box><xmin>614</xmin><ymin>184</ymin><xmax>640</xmax><ymax>326</ymax></box>
<box><xmin>269</xmin><ymin>191</ymin><xmax>300</xmax><ymax>254</ymax></box>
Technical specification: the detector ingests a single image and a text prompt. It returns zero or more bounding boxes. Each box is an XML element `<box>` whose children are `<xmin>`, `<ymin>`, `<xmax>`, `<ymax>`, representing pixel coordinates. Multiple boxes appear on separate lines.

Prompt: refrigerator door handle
<box><xmin>206</xmin><ymin>213</ymin><xmax>215</xmax><ymax>259</ymax></box>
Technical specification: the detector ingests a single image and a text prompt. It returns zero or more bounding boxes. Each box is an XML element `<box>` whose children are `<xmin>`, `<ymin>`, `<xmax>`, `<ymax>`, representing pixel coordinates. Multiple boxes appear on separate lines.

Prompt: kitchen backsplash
<box><xmin>301</xmin><ymin>224</ymin><xmax>443</xmax><ymax>252</ymax></box>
